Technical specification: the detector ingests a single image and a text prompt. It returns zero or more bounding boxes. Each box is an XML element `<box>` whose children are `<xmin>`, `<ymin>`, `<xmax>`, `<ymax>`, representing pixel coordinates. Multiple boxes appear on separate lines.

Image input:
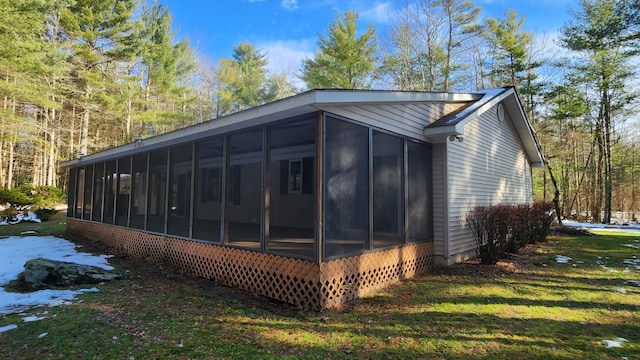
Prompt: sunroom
<box><xmin>63</xmin><ymin>88</ymin><xmax>537</xmax><ymax>309</ymax></box>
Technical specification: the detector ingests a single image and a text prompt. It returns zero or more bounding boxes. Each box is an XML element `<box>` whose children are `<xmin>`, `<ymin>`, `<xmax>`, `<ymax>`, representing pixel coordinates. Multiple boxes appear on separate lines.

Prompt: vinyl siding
<box><xmin>432</xmin><ymin>143</ymin><xmax>447</xmax><ymax>257</ymax></box>
<box><xmin>445</xmin><ymin>104</ymin><xmax>533</xmax><ymax>260</ymax></box>
<box><xmin>317</xmin><ymin>102</ymin><xmax>468</xmax><ymax>139</ymax></box>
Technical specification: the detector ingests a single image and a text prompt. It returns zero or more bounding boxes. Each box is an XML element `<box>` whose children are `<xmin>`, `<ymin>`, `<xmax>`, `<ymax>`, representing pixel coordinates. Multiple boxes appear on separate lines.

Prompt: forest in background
<box><xmin>0</xmin><ymin>0</ymin><xmax>639</xmax><ymax>223</ymax></box>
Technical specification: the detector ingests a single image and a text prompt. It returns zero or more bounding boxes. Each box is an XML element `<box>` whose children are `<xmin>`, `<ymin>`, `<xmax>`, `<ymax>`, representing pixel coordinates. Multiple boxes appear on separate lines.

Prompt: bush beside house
<box><xmin>0</xmin><ymin>185</ymin><xmax>65</xmax><ymax>223</ymax></box>
<box><xmin>466</xmin><ymin>202</ymin><xmax>555</xmax><ymax>264</ymax></box>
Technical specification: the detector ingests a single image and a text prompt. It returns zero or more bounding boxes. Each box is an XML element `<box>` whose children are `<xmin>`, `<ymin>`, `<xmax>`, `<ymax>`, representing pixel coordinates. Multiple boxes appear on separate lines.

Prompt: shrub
<box><xmin>466</xmin><ymin>205</ymin><xmax>511</xmax><ymax>264</ymax></box>
<box><xmin>466</xmin><ymin>202</ymin><xmax>555</xmax><ymax>264</ymax></box>
<box><xmin>32</xmin><ymin>185</ymin><xmax>66</xmax><ymax>208</ymax></box>
<box><xmin>0</xmin><ymin>187</ymin><xmax>32</xmax><ymax>209</ymax></box>
<box><xmin>528</xmin><ymin>201</ymin><xmax>555</xmax><ymax>243</ymax></box>
<box><xmin>505</xmin><ymin>204</ymin><xmax>530</xmax><ymax>253</ymax></box>
<box><xmin>35</xmin><ymin>207</ymin><xmax>58</xmax><ymax>222</ymax></box>
<box><xmin>1</xmin><ymin>206</ymin><xmax>19</xmax><ymax>219</ymax></box>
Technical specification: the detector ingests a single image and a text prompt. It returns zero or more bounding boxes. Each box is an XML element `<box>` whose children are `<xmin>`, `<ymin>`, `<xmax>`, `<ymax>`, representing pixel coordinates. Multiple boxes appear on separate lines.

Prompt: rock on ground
<box><xmin>19</xmin><ymin>257</ymin><xmax>120</xmax><ymax>291</ymax></box>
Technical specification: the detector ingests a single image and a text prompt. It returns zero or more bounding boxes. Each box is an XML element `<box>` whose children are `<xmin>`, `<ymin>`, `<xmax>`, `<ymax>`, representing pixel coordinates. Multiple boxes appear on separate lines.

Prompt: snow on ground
<box><xmin>0</xmin><ymin>212</ymin><xmax>41</xmax><ymax>226</ymax></box>
<box><xmin>0</xmin><ymin>324</ymin><xmax>17</xmax><ymax>333</ymax></box>
<box><xmin>555</xmin><ymin>255</ymin><xmax>572</xmax><ymax>263</ymax></box>
<box><xmin>562</xmin><ymin>220</ymin><xmax>640</xmax><ymax>234</ymax></box>
<box><xmin>0</xmin><ymin>236</ymin><xmax>114</xmax><ymax>318</ymax></box>
<box><xmin>602</xmin><ymin>338</ymin><xmax>627</xmax><ymax>348</ymax></box>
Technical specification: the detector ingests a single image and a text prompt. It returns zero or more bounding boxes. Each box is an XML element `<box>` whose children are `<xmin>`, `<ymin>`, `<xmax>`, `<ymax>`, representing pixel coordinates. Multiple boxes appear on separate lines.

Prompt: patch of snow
<box><xmin>20</xmin><ymin>230</ymin><xmax>38</xmax><ymax>235</ymax></box>
<box><xmin>627</xmin><ymin>280</ymin><xmax>640</xmax><ymax>287</ymax></box>
<box><xmin>0</xmin><ymin>236</ymin><xmax>112</xmax><ymax>315</ymax></box>
<box><xmin>623</xmin><ymin>243</ymin><xmax>640</xmax><ymax>249</ymax></box>
<box><xmin>602</xmin><ymin>338</ymin><xmax>627</xmax><ymax>348</ymax></box>
<box><xmin>556</xmin><ymin>255</ymin><xmax>572</xmax><ymax>264</ymax></box>
<box><xmin>38</xmin><ymin>332</ymin><xmax>48</xmax><ymax>338</ymax></box>
<box><xmin>0</xmin><ymin>212</ymin><xmax>41</xmax><ymax>226</ymax></box>
<box><xmin>22</xmin><ymin>315</ymin><xmax>45</xmax><ymax>322</ymax></box>
<box><xmin>613</xmin><ymin>288</ymin><xmax>627</xmax><ymax>293</ymax></box>
<box><xmin>562</xmin><ymin>220</ymin><xmax>640</xmax><ymax>234</ymax></box>
<box><xmin>0</xmin><ymin>324</ymin><xmax>18</xmax><ymax>333</ymax></box>
<box><xmin>599</xmin><ymin>265</ymin><xmax>619</xmax><ymax>273</ymax></box>
<box><xmin>623</xmin><ymin>258</ymin><xmax>640</xmax><ymax>271</ymax></box>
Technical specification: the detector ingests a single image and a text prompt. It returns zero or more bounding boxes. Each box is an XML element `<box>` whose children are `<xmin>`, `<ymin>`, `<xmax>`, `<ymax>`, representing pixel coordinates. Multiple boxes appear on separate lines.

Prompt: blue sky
<box><xmin>163</xmin><ymin>0</ymin><xmax>576</xmax><ymax>75</ymax></box>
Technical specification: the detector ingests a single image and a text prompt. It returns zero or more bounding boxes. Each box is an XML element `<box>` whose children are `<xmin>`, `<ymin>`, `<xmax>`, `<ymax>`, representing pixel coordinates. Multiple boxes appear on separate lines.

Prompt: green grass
<box><xmin>0</xmin><ymin>211</ymin><xmax>67</xmax><ymax>237</ymax></box>
<box><xmin>1</xmin><ymin>231</ymin><xmax>639</xmax><ymax>359</ymax></box>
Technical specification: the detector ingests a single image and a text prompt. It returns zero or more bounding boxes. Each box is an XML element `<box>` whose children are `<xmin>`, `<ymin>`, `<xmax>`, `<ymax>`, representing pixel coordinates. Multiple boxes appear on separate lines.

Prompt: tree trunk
<box><xmin>593</xmin><ymin>122</ymin><xmax>604</xmax><ymax>223</ymax></box>
<box><xmin>7</xmin><ymin>133</ymin><xmax>14</xmax><ymax>189</ymax></box>
<box><xmin>48</xmin><ymin>107</ymin><xmax>57</xmax><ymax>186</ymax></box>
<box><xmin>1</xmin><ymin>92</ymin><xmax>7</xmax><ymax>187</ymax></box>
<box><xmin>79</xmin><ymin>108</ymin><xmax>89</xmax><ymax>156</ymax></box>
<box><xmin>546</xmin><ymin>161</ymin><xmax>563</xmax><ymax>225</ymax></box>
<box><xmin>602</xmin><ymin>89</ymin><xmax>613</xmax><ymax>224</ymax></box>
<box><xmin>70</xmin><ymin>104</ymin><xmax>75</xmax><ymax>159</ymax></box>
<box><xmin>126</xmin><ymin>96</ymin><xmax>132</xmax><ymax>142</ymax></box>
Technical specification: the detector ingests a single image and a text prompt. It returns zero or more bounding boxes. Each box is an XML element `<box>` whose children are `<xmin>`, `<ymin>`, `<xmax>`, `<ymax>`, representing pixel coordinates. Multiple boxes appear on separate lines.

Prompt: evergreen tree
<box><xmin>59</xmin><ymin>0</ymin><xmax>138</xmax><ymax>154</ymax></box>
<box><xmin>215</xmin><ymin>41</ymin><xmax>282</xmax><ymax>114</ymax></box>
<box><xmin>137</xmin><ymin>0</ymin><xmax>195</xmax><ymax>138</ymax></box>
<box><xmin>0</xmin><ymin>0</ymin><xmax>53</xmax><ymax>188</ymax></box>
<box><xmin>231</xmin><ymin>41</ymin><xmax>275</xmax><ymax>109</ymax></box>
<box><xmin>484</xmin><ymin>9</ymin><xmax>533</xmax><ymax>88</ymax></box>
<box><xmin>301</xmin><ymin>11</ymin><xmax>377</xmax><ymax>89</ymax></box>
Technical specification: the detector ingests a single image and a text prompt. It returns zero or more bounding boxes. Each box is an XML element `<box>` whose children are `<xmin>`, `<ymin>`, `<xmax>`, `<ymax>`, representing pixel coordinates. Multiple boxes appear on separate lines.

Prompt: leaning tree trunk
<box><xmin>546</xmin><ymin>161</ymin><xmax>563</xmax><ymax>226</ymax></box>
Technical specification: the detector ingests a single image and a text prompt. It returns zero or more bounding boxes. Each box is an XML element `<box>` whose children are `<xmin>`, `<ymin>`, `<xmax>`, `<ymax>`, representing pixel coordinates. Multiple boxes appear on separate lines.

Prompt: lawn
<box><xmin>0</xmin><ymin>230</ymin><xmax>638</xmax><ymax>359</ymax></box>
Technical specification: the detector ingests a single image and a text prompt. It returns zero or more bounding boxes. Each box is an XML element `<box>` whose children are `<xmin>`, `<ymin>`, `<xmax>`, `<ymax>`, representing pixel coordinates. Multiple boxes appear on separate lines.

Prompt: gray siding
<box><xmin>445</xmin><ymin>104</ymin><xmax>533</xmax><ymax>261</ymax></box>
<box><xmin>318</xmin><ymin>102</ymin><xmax>468</xmax><ymax>139</ymax></box>
<box><xmin>432</xmin><ymin>143</ymin><xmax>447</xmax><ymax>257</ymax></box>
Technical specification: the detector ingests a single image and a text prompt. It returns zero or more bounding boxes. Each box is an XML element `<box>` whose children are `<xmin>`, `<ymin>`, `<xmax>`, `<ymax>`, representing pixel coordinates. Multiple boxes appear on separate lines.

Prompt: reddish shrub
<box><xmin>466</xmin><ymin>202</ymin><xmax>554</xmax><ymax>264</ymax></box>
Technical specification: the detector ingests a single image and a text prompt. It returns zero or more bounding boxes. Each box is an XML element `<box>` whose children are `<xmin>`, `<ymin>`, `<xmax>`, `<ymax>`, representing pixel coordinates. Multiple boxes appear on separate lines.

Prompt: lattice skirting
<box><xmin>66</xmin><ymin>218</ymin><xmax>433</xmax><ymax>310</ymax></box>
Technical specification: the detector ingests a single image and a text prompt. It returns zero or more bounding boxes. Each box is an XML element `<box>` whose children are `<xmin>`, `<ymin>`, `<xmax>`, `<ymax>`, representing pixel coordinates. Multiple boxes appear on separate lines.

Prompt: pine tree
<box><xmin>484</xmin><ymin>9</ymin><xmax>533</xmax><ymax>88</ymax></box>
<box><xmin>301</xmin><ymin>11</ymin><xmax>377</xmax><ymax>89</ymax></box>
<box><xmin>137</xmin><ymin>0</ymin><xmax>195</xmax><ymax>138</ymax></box>
<box><xmin>59</xmin><ymin>0</ymin><xmax>138</xmax><ymax>155</ymax></box>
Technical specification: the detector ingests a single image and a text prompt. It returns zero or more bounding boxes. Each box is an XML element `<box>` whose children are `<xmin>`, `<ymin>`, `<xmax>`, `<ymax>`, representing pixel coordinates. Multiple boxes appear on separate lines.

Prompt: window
<box><xmin>268</xmin><ymin>118</ymin><xmax>316</xmax><ymax>258</ymax></box>
<box><xmin>130</xmin><ymin>153</ymin><xmax>148</xmax><ymax>230</ymax></box>
<box><xmin>167</xmin><ymin>144</ymin><xmax>192</xmax><ymax>237</ymax></box>
<box><xmin>115</xmin><ymin>157</ymin><xmax>131</xmax><ymax>227</ymax></box>
<box><xmin>193</xmin><ymin>137</ymin><xmax>224</xmax><ymax>242</ymax></box>
<box><xmin>288</xmin><ymin>159</ymin><xmax>302</xmax><ymax>193</ymax></box>
<box><xmin>83</xmin><ymin>165</ymin><xmax>93</xmax><ymax>220</ymax></box>
<box><xmin>147</xmin><ymin>149</ymin><xmax>167</xmax><ymax>233</ymax></box>
<box><xmin>225</xmin><ymin>128</ymin><xmax>262</xmax><ymax>248</ymax></box>
<box><xmin>92</xmin><ymin>163</ymin><xmax>104</xmax><ymax>222</ymax></box>
<box><xmin>74</xmin><ymin>167</ymin><xmax>84</xmax><ymax>219</ymax></box>
<box><xmin>200</xmin><ymin>167</ymin><xmax>222</xmax><ymax>203</ymax></box>
<box><xmin>324</xmin><ymin>116</ymin><xmax>369</xmax><ymax>259</ymax></box>
<box><xmin>407</xmin><ymin>141</ymin><xmax>433</xmax><ymax>243</ymax></box>
<box><xmin>103</xmin><ymin>160</ymin><xmax>116</xmax><ymax>224</ymax></box>
<box><xmin>372</xmin><ymin>131</ymin><xmax>404</xmax><ymax>249</ymax></box>
<box><xmin>67</xmin><ymin>168</ymin><xmax>76</xmax><ymax>217</ymax></box>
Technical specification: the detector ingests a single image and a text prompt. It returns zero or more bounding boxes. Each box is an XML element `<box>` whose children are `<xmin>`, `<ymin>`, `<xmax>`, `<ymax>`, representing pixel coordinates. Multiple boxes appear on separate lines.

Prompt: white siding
<box><xmin>445</xmin><ymin>104</ymin><xmax>533</xmax><ymax>262</ymax></box>
<box><xmin>318</xmin><ymin>102</ymin><xmax>468</xmax><ymax>139</ymax></box>
<box><xmin>432</xmin><ymin>143</ymin><xmax>447</xmax><ymax>257</ymax></box>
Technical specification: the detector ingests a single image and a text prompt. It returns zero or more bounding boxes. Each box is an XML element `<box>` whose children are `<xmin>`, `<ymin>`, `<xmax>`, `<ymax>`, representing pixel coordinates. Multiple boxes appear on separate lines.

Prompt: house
<box><xmin>62</xmin><ymin>87</ymin><xmax>543</xmax><ymax>310</ymax></box>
